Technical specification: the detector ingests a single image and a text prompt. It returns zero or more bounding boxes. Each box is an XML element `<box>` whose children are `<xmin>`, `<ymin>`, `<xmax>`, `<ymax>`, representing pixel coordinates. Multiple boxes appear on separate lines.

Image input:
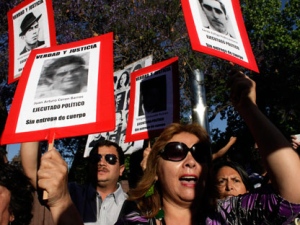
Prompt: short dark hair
<box><xmin>44</xmin><ymin>55</ymin><xmax>85</xmax><ymax>79</ymax></box>
<box><xmin>89</xmin><ymin>140</ymin><xmax>125</xmax><ymax>165</ymax></box>
<box><xmin>0</xmin><ymin>164</ymin><xmax>34</xmax><ymax>225</ymax></box>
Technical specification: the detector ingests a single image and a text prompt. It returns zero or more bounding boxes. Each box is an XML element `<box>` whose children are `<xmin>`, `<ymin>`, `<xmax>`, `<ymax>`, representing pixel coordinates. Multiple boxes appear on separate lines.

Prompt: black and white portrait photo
<box><xmin>19</xmin><ymin>12</ymin><xmax>45</xmax><ymax>55</ymax></box>
<box><xmin>8</xmin><ymin>0</ymin><xmax>56</xmax><ymax>83</ymax></box>
<box><xmin>199</xmin><ymin>0</ymin><xmax>235</xmax><ymax>38</ymax></box>
<box><xmin>84</xmin><ymin>56</ymin><xmax>153</xmax><ymax>157</ymax></box>
<box><xmin>116</xmin><ymin>71</ymin><xmax>130</xmax><ymax>91</ymax></box>
<box><xmin>181</xmin><ymin>0</ymin><xmax>259</xmax><ymax>72</ymax></box>
<box><xmin>35</xmin><ymin>54</ymin><xmax>89</xmax><ymax>99</ymax></box>
<box><xmin>115</xmin><ymin>91</ymin><xmax>126</xmax><ymax>111</ymax></box>
<box><xmin>2</xmin><ymin>33</ymin><xmax>115</xmax><ymax>144</ymax></box>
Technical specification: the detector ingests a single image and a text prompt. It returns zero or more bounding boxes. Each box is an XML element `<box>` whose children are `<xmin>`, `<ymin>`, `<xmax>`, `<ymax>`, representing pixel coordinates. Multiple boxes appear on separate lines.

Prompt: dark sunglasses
<box><xmin>159</xmin><ymin>142</ymin><xmax>211</xmax><ymax>164</ymax></box>
<box><xmin>203</xmin><ymin>4</ymin><xmax>223</xmax><ymax>15</ymax></box>
<box><xmin>89</xmin><ymin>153</ymin><xmax>118</xmax><ymax>165</ymax></box>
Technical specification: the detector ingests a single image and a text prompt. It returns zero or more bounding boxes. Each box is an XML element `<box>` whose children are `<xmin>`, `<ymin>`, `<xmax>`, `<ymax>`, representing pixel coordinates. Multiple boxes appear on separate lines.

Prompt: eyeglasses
<box><xmin>159</xmin><ymin>142</ymin><xmax>211</xmax><ymax>164</ymax></box>
<box><xmin>55</xmin><ymin>65</ymin><xmax>84</xmax><ymax>77</ymax></box>
<box><xmin>202</xmin><ymin>4</ymin><xmax>224</xmax><ymax>15</ymax></box>
<box><xmin>89</xmin><ymin>153</ymin><xmax>118</xmax><ymax>165</ymax></box>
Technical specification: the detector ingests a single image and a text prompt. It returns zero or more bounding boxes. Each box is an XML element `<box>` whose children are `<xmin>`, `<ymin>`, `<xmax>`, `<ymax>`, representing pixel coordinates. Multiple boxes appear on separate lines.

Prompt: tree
<box><xmin>206</xmin><ymin>0</ymin><xmax>300</xmax><ymax>160</ymax></box>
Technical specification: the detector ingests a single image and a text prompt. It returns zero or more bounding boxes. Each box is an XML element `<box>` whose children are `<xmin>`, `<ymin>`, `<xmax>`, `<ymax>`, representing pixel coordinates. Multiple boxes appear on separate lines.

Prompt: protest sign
<box><xmin>181</xmin><ymin>0</ymin><xmax>259</xmax><ymax>72</ymax></box>
<box><xmin>1</xmin><ymin>33</ymin><xmax>114</xmax><ymax>144</ymax></box>
<box><xmin>125</xmin><ymin>57</ymin><xmax>180</xmax><ymax>142</ymax></box>
<box><xmin>85</xmin><ymin>55</ymin><xmax>153</xmax><ymax>156</ymax></box>
<box><xmin>7</xmin><ymin>0</ymin><xmax>56</xmax><ymax>83</ymax></box>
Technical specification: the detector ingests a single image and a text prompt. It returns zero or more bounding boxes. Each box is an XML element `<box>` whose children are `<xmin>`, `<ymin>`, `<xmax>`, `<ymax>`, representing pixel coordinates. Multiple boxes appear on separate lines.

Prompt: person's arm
<box><xmin>229</xmin><ymin>71</ymin><xmax>300</xmax><ymax>203</ymax></box>
<box><xmin>20</xmin><ymin>142</ymin><xmax>40</xmax><ymax>188</ymax></box>
<box><xmin>37</xmin><ymin>148</ymin><xmax>83</xmax><ymax>225</ymax></box>
<box><xmin>212</xmin><ymin>136</ymin><xmax>237</xmax><ymax>160</ymax></box>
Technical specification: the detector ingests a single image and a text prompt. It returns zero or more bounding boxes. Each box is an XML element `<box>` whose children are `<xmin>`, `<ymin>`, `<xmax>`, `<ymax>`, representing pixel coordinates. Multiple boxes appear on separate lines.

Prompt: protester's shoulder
<box><xmin>20</xmin><ymin>47</ymin><xmax>27</xmax><ymax>55</ymax></box>
<box><xmin>121</xmin><ymin>200</ymin><xmax>139</xmax><ymax>214</ymax></box>
<box><xmin>206</xmin><ymin>187</ymin><xmax>300</xmax><ymax>224</ymax></box>
<box><xmin>68</xmin><ymin>182</ymin><xmax>91</xmax><ymax>193</ymax></box>
<box><xmin>215</xmin><ymin>184</ymin><xmax>300</xmax><ymax>215</ymax></box>
<box><xmin>115</xmin><ymin>182</ymin><xmax>128</xmax><ymax>204</ymax></box>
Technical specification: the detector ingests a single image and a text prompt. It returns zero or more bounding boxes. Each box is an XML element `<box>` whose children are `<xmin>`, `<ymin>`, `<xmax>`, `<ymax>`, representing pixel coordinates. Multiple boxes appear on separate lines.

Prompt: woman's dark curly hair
<box><xmin>0</xmin><ymin>164</ymin><xmax>34</xmax><ymax>225</ymax></box>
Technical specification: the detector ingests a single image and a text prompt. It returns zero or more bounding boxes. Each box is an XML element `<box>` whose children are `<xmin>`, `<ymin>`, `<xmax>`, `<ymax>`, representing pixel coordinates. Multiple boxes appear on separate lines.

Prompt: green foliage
<box><xmin>122</xmin><ymin>155</ymin><xmax>131</xmax><ymax>180</ymax></box>
<box><xmin>241</xmin><ymin>0</ymin><xmax>300</xmax><ymax>137</ymax></box>
<box><xmin>208</xmin><ymin>0</ymin><xmax>300</xmax><ymax>159</ymax></box>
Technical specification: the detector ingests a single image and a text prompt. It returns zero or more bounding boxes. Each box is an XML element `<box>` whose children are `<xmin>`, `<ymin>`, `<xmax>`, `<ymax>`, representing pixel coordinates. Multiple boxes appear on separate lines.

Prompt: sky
<box><xmin>7</xmin><ymin>143</ymin><xmax>20</xmax><ymax>161</ymax></box>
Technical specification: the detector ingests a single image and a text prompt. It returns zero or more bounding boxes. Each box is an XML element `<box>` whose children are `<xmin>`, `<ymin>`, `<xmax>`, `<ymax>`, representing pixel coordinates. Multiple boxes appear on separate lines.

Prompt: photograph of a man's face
<box><xmin>199</xmin><ymin>0</ymin><xmax>235</xmax><ymax>38</ymax></box>
<box><xmin>35</xmin><ymin>54</ymin><xmax>89</xmax><ymax>99</ymax></box>
<box><xmin>7</xmin><ymin>0</ymin><xmax>58</xmax><ymax>83</ymax></box>
<box><xmin>19</xmin><ymin>12</ymin><xmax>45</xmax><ymax>55</ymax></box>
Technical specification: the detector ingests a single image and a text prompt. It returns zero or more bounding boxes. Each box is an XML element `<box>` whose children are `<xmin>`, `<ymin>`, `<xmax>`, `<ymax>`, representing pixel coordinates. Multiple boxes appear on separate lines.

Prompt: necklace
<box><xmin>155</xmin><ymin>208</ymin><xmax>165</xmax><ymax>225</ymax></box>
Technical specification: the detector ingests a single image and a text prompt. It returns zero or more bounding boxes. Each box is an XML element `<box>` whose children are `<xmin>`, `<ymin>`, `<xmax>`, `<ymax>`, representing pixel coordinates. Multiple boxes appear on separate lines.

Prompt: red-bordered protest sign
<box><xmin>125</xmin><ymin>57</ymin><xmax>180</xmax><ymax>142</ymax></box>
<box><xmin>181</xmin><ymin>0</ymin><xmax>259</xmax><ymax>72</ymax></box>
<box><xmin>84</xmin><ymin>55</ymin><xmax>153</xmax><ymax>157</ymax></box>
<box><xmin>1</xmin><ymin>33</ymin><xmax>115</xmax><ymax>145</ymax></box>
<box><xmin>7</xmin><ymin>0</ymin><xmax>56</xmax><ymax>83</ymax></box>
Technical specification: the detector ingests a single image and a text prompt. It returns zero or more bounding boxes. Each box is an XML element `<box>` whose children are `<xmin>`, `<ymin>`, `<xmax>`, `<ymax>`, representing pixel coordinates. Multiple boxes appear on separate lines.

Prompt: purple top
<box><xmin>206</xmin><ymin>186</ymin><xmax>300</xmax><ymax>224</ymax></box>
<box><xmin>116</xmin><ymin>186</ymin><xmax>300</xmax><ymax>225</ymax></box>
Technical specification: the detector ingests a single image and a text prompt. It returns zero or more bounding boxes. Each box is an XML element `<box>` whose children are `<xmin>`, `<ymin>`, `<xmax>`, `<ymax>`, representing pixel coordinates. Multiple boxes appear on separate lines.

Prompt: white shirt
<box><xmin>84</xmin><ymin>183</ymin><xmax>127</xmax><ymax>225</ymax></box>
<box><xmin>69</xmin><ymin>182</ymin><xmax>127</xmax><ymax>225</ymax></box>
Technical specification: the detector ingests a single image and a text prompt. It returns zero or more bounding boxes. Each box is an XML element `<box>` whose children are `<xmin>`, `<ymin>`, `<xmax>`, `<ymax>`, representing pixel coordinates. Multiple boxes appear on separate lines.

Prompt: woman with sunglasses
<box><xmin>117</xmin><ymin>123</ymin><xmax>211</xmax><ymax>225</ymax></box>
<box><xmin>116</xmin><ymin>71</ymin><xmax>300</xmax><ymax>224</ymax></box>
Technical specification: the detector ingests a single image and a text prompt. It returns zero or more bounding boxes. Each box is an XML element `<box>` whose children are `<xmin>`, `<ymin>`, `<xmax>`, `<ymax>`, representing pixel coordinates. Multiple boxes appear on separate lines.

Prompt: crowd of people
<box><xmin>1</xmin><ymin>70</ymin><xmax>300</xmax><ymax>225</ymax></box>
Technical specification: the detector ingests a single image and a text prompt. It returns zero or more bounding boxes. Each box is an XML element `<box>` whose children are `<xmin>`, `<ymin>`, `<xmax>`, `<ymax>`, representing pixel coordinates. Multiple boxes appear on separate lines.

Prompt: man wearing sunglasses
<box><xmin>35</xmin><ymin>55</ymin><xmax>88</xmax><ymax>99</ymax></box>
<box><xmin>68</xmin><ymin>140</ymin><xmax>127</xmax><ymax>225</ymax></box>
<box><xmin>200</xmin><ymin>0</ymin><xmax>234</xmax><ymax>38</ymax></box>
<box><xmin>20</xmin><ymin>140</ymin><xmax>127</xmax><ymax>225</ymax></box>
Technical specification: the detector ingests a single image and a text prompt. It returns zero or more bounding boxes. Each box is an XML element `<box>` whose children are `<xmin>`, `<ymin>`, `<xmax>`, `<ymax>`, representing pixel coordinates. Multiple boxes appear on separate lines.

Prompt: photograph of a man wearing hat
<box><xmin>19</xmin><ymin>12</ymin><xmax>45</xmax><ymax>55</ymax></box>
